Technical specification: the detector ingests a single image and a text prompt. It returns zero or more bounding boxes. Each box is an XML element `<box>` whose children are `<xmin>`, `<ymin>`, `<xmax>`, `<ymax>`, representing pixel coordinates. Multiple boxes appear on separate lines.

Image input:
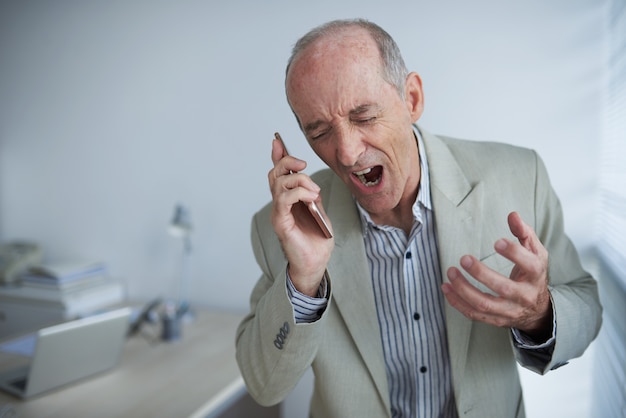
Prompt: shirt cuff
<box><xmin>286</xmin><ymin>270</ymin><xmax>329</xmax><ymax>324</ymax></box>
<box><xmin>511</xmin><ymin>328</ymin><xmax>555</xmax><ymax>350</ymax></box>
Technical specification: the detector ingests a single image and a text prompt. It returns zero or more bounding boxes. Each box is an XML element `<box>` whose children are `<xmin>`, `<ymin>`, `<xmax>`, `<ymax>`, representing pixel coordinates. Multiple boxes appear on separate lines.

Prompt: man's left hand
<box><xmin>442</xmin><ymin>211</ymin><xmax>553</xmax><ymax>341</ymax></box>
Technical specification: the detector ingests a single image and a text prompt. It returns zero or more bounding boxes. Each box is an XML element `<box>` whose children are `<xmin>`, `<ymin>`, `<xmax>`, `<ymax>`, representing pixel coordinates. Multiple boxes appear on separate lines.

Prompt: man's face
<box><xmin>286</xmin><ymin>29</ymin><xmax>424</xmax><ymax>223</ymax></box>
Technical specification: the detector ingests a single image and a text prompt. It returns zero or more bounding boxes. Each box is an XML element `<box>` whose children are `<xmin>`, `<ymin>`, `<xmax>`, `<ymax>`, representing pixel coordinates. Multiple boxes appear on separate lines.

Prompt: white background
<box><xmin>0</xmin><ymin>1</ymin><xmax>607</xmax><ymax>417</ymax></box>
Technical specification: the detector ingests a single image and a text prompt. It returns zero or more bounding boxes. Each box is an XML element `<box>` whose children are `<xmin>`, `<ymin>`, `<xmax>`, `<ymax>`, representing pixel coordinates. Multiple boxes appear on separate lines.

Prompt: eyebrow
<box><xmin>350</xmin><ymin>104</ymin><xmax>377</xmax><ymax>116</ymax></box>
<box><xmin>303</xmin><ymin>104</ymin><xmax>380</xmax><ymax>135</ymax></box>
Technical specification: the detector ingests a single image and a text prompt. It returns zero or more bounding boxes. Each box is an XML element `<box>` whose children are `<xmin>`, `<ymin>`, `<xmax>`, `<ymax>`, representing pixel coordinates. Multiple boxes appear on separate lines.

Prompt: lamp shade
<box><xmin>169</xmin><ymin>204</ymin><xmax>192</xmax><ymax>237</ymax></box>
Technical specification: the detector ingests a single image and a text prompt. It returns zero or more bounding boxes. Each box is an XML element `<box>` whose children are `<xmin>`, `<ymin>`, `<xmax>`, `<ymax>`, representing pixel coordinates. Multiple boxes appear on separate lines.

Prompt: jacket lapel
<box><xmin>325</xmin><ymin>174</ymin><xmax>391</xmax><ymax>414</ymax></box>
<box><xmin>421</xmin><ymin>129</ymin><xmax>484</xmax><ymax>406</ymax></box>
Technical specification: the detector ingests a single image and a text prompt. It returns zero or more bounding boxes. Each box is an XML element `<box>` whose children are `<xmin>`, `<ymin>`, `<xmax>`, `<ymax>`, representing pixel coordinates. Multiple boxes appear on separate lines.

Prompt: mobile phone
<box><xmin>274</xmin><ymin>132</ymin><xmax>333</xmax><ymax>239</ymax></box>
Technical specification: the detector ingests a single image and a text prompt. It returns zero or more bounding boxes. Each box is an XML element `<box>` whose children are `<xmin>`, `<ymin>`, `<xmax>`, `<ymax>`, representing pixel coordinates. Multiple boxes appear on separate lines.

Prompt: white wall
<box><xmin>0</xmin><ymin>1</ymin><xmax>607</xmax><ymax>417</ymax></box>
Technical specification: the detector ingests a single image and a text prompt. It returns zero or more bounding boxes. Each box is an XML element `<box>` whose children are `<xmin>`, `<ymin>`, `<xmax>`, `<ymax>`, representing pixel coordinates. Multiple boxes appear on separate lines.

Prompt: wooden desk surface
<box><xmin>0</xmin><ymin>309</ymin><xmax>247</xmax><ymax>418</ymax></box>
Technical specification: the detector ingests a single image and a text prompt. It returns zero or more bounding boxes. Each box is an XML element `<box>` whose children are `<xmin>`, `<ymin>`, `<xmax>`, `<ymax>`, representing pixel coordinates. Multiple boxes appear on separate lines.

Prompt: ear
<box><xmin>404</xmin><ymin>72</ymin><xmax>424</xmax><ymax>123</ymax></box>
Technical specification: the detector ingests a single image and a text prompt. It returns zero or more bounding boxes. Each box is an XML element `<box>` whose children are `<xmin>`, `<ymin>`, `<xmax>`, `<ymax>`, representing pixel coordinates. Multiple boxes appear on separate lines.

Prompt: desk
<box><xmin>0</xmin><ymin>309</ymin><xmax>277</xmax><ymax>418</ymax></box>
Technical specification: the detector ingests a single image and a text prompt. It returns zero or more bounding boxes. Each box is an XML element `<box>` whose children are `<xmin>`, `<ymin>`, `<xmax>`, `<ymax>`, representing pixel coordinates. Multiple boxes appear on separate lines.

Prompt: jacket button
<box><xmin>273</xmin><ymin>321</ymin><xmax>290</xmax><ymax>349</ymax></box>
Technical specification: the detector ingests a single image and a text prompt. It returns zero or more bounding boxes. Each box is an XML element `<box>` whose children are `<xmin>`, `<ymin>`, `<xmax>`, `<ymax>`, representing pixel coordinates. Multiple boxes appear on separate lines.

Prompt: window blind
<box><xmin>592</xmin><ymin>1</ymin><xmax>626</xmax><ymax>417</ymax></box>
<box><xmin>597</xmin><ymin>0</ymin><xmax>626</xmax><ymax>281</ymax></box>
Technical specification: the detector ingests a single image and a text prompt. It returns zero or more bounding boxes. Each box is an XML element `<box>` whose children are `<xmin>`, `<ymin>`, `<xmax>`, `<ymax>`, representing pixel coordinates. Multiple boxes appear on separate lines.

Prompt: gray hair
<box><xmin>286</xmin><ymin>19</ymin><xmax>409</xmax><ymax>97</ymax></box>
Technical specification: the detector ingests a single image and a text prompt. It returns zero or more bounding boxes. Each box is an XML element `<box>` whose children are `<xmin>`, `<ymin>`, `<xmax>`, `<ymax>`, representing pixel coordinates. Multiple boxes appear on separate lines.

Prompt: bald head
<box><xmin>286</xmin><ymin>19</ymin><xmax>408</xmax><ymax>99</ymax></box>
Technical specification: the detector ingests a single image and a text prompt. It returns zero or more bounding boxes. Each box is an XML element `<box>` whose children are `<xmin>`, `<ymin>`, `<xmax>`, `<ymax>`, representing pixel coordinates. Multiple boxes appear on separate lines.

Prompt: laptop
<box><xmin>0</xmin><ymin>307</ymin><xmax>131</xmax><ymax>398</ymax></box>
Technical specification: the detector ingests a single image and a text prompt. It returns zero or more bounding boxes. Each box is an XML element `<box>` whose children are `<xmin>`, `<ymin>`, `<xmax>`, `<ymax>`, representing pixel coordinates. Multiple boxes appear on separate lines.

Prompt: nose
<box><xmin>335</xmin><ymin>125</ymin><xmax>365</xmax><ymax>168</ymax></box>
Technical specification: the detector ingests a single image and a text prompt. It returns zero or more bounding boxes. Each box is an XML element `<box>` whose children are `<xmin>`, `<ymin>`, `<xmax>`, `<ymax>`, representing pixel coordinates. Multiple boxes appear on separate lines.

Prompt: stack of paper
<box><xmin>21</xmin><ymin>260</ymin><xmax>108</xmax><ymax>290</ymax></box>
<box><xmin>0</xmin><ymin>260</ymin><xmax>124</xmax><ymax>313</ymax></box>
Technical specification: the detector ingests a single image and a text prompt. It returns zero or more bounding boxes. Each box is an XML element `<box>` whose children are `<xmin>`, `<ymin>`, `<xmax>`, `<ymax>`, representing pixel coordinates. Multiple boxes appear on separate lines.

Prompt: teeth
<box><xmin>353</xmin><ymin>167</ymin><xmax>380</xmax><ymax>187</ymax></box>
<box><xmin>361</xmin><ymin>177</ymin><xmax>381</xmax><ymax>186</ymax></box>
<box><xmin>353</xmin><ymin>168</ymin><xmax>372</xmax><ymax>176</ymax></box>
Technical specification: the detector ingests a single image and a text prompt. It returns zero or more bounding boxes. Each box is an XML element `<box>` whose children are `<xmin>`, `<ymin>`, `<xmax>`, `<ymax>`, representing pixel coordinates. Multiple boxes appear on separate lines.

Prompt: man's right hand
<box><xmin>269</xmin><ymin>138</ymin><xmax>334</xmax><ymax>297</ymax></box>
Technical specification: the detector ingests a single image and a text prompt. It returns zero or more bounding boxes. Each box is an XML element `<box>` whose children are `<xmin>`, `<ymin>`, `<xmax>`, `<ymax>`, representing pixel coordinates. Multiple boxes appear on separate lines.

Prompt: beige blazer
<box><xmin>236</xmin><ymin>128</ymin><xmax>602</xmax><ymax>418</ymax></box>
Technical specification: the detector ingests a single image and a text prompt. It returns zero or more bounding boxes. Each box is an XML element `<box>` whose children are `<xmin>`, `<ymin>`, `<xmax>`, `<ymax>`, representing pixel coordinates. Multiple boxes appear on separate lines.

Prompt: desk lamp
<box><xmin>163</xmin><ymin>204</ymin><xmax>193</xmax><ymax>341</ymax></box>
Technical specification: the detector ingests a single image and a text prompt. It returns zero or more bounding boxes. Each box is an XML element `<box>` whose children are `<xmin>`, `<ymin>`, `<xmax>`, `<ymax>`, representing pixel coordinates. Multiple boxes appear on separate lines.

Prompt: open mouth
<box><xmin>353</xmin><ymin>166</ymin><xmax>382</xmax><ymax>187</ymax></box>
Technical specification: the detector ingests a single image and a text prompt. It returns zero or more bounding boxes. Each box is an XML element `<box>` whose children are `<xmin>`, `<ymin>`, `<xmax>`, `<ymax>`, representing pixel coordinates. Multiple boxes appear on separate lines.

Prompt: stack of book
<box><xmin>0</xmin><ymin>260</ymin><xmax>125</xmax><ymax>337</ymax></box>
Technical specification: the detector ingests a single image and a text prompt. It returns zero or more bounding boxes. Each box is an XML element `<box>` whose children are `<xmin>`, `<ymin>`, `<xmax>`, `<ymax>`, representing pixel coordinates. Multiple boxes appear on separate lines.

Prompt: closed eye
<box><xmin>304</xmin><ymin>120</ymin><xmax>331</xmax><ymax>141</ymax></box>
<box><xmin>350</xmin><ymin>104</ymin><xmax>381</xmax><ymax>125</ymax></box>
<box><xmin>354</xmin><ymin>116</ymin><xmax>376</xmax><ymax>124</ymax></box>
<box><xmin>310</xmin><ymin>128</ymin><xmax>331</xmax><ymax>141</ymax></box>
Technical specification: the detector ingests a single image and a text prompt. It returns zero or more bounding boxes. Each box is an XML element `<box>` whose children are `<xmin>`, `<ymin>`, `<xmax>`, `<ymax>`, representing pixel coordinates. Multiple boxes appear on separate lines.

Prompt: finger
<box><xmin>442</xmin><ymin>279</ymin><xmax>479</xmax><ymax>318</ymax></box>
<box><xmin>272</xmin><ymin>172</ymin><xmax>320</xmax><ymax>196</ymax></box>
<box><xmin>456</xmin><ymin>255</ymin><xmax>519</xmax><ymax>299</ymax></box>
<box><xmin>507</xmin><ymin>212</ymin><xmax>542</xmax><ymax>254</ymax></box>
<box><xmin>271</xmin><ymin>190</ymin><xmax>317</xmax><ymax>234</ymax></box>
<box><xmin>272</xmin><ymin>179</ymin><xmax>320</xmax><ymax>212</ymax></box>
<box><xmin>271</xmin><ymin>139</ymin><xmax>307</xmax><ymax>173</ymax></box>
<box><xmin>494</xmin><ymin>239</ymin><xmax>546</xmax><ymax>279</ymax></box>
<box><xmin>507</xmin><ymin>212</ymin><xmax>528</xmax><ymax>241</ymax></box>
<box><xmin>447</xmin><ymin>264</ymin><xmax>514</xmax><ymax>309</ymax></box>
<box><xmin>270</xmin><ymin>155</ymin><xmax>307</xmax><ymax>177</ymax></box>
<box><xmin>443</xmin><ymin>268</ymin><xmax>513</xmax><ymax>327</ymax></box>
<box><xmin>271</xmin><ymin>138</ymin><xmax>286</xmax><ymax>165</ymax></box>
<box><xmin>268</xmin><ymin>160</ymin><xmax>318</xmax><ymax>195</ymax></box>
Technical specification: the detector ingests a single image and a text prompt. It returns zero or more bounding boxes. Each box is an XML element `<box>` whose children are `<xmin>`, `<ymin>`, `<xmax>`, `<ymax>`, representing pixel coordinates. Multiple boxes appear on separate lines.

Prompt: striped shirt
<box><xmin>355</xmin><ymin>130</ymin><xmax>457</xmax><ymax>417</ymax></box>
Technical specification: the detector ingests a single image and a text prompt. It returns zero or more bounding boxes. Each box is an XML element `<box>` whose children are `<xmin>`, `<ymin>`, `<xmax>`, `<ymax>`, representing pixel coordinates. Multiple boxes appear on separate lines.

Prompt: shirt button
<box><xmin>405</xmin><ymin>252</ymin><xmax>412</xmax><ymax>259</ymax></box>
<box><xmin>420</xmin><ymin>366</ymin><xmax>428</xmax><ymax>373</ymax></box>
<box><xmin>413</xmin><ymin>312</ymin><xmax>420</xmax><ymax>321</ymax></box>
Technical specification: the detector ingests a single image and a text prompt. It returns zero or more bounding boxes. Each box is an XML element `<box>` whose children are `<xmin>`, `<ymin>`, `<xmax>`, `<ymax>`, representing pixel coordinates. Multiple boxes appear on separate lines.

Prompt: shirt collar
<box><xmin>356</xmin><ymin>126</ymin><xmax>432</xmax><ymax>234</ymax></box>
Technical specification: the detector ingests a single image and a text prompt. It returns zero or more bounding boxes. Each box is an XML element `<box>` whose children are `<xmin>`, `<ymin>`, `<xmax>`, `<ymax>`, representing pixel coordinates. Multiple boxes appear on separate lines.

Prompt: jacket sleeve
<box><xmin>235</xmin><ymin>207</ymin><xmax>330</xmax><ymax>406</ymax></box>
<box><xmin>514</xmin><ymin>151</ymin><xmax>602</xmax><ymax>374</ymax></box>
